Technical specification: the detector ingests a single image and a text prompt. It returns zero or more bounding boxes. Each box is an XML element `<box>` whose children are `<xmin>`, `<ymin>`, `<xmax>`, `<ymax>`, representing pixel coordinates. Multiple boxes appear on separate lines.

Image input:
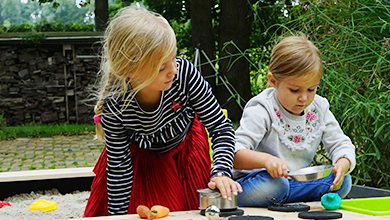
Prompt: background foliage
<box><xmin>0</xmin><ymin>0</ymin><xmax>94</xmax><ymax>27</ymax></box>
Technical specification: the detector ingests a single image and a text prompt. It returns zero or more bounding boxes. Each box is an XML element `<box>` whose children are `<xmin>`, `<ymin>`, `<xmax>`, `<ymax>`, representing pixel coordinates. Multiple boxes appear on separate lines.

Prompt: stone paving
<box><xmin>0</xmin><ymin>135</ymin><xmax>105</xmax><ymax>172</ymax></box>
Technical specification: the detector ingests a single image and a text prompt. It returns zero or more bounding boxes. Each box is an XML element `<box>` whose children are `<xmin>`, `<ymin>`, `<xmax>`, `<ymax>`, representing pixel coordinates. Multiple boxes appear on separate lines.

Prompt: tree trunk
<box><xmin>95</xmin><ymin>0</ymin><xmax>109</xmax><ymax>32</ymax></box>
<box><xmin>217</xmin><ymin>0</ymin><xmax>252</xmax><ymax>122</ymax></box>
<box><xmin>190</xmin><ymin>0</ymin><xmax>216</xmax><ymax>89</ymax></box>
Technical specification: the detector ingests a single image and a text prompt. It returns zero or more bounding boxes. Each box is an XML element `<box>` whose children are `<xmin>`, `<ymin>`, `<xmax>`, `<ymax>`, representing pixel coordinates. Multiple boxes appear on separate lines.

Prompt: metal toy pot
<box><xmin>197</xmin><ymin>188</ymin><xmax>238</xmax><ymax>211</ymax></box>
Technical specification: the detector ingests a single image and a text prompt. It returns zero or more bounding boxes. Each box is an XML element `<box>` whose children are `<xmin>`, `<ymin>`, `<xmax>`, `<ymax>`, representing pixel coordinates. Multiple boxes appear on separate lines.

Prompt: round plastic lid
<box><xmin>229</xmin><ymin>216</ymin><xmax>274</xmax><ymax>220</ymax></box>
<box><xmin>298</xmin><ymin>211</ymin><xmax>342</xmax><ymax>219</ymax></box>
<box><xmin>268</xmin><ymin>204</ymin><xmax>310</xmax><ymax>212</ymax></box>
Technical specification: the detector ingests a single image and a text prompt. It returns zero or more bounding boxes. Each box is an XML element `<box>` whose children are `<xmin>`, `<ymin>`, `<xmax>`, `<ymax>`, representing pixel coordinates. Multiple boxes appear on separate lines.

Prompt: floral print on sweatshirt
<box><xmin>273</xmin><ymin>107</ymin><xmax>322</xmax><ymax>150</ymax></box>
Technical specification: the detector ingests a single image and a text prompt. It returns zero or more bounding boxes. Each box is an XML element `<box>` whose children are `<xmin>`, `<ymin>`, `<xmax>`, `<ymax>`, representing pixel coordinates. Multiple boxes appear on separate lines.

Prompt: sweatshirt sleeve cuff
<box><xmin>335</xmin><ymin>154</ymin><xmax>356</xmax><ymax>175</ymax></box>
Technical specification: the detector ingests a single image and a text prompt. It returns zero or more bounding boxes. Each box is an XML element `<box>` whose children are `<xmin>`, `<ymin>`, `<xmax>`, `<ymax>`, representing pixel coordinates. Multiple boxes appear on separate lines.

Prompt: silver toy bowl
<box><xmin>288</xmin><ymin>165</ymin><xmax>333</xmax><ymax>182</ymax></box>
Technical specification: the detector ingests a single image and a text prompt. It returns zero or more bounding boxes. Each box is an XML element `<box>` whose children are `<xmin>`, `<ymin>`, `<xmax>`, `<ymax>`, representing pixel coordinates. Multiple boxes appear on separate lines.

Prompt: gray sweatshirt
<box><xmin>233</xmin><ymin>88</ymin><xmax>356</xmax><ymax>179</ymax></box>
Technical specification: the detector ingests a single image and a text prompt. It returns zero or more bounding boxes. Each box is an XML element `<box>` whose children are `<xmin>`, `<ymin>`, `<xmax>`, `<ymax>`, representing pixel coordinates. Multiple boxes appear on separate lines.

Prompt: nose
<box><xmin>298</xmin><ymin>92</ymin><xmax>308</xmax><ymax>102</ymax></box>
<box><xmin>167</xmin><ymin>60</ymin><xmax>177</xmax><ymax>77</ymax></box>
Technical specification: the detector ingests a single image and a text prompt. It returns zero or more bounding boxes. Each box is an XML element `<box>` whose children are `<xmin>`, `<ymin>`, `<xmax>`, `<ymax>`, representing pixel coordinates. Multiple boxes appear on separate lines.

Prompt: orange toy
<box><xmin>137</xmin><ymin>205</ymin><xmax>170</xmax><ymax>219</ymax></box>
<box><xmin>151</xmin><ymin>205</ymin><xmax>170</xmax><ymax>218</ymax></box>
<box><xmin>137</xmin><ymin>205</ymin><xmax>157</xmax><ymax>220</ymax></box>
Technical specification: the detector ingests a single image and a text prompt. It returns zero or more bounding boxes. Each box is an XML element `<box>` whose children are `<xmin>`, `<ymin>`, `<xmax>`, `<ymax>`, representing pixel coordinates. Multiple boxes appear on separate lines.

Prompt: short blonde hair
<box><xmin>269</xmin><ymin>35</ymin><xmax>323</xmax><ymax>82</ymax></box>
<box><xmin>94</xmin><ymin>6</ymin><xmax>177</xmax><ymax>139</ymax></box>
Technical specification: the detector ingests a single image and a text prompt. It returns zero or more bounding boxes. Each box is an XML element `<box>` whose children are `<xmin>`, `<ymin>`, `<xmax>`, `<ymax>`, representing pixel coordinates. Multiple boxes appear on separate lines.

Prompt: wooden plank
<box><xmin>67</xmin><ymin>202</ymin><xmax>390</xmax><ymax>220</ymax></box>
<box><xmin>0</xmin><ymin>167</ymin><xmax>94</xmax><ymax>182</ymax></box>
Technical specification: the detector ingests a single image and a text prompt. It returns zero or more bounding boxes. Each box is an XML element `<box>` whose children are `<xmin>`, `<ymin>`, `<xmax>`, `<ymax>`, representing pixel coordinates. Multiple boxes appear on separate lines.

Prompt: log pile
<box><xmin>0</xmin><ymin>43</ymin><xmax>100</xmax><ymax>126</ymax></box>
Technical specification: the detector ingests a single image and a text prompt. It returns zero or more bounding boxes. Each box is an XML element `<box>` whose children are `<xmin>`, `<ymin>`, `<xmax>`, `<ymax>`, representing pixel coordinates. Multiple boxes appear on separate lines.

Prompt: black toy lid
<box><xmin>229</xmin><ymin>216</ymin><xmax>274</xmax><ymax>220</ymax></box>
<box><xmin>267</xmin><ymin>203</ymin><xmax>310</xmax><ymax>212</ymax></box>
<box><xmin>298</xmin><ymin>211</ymin><xmax>343</xmax><ymax>219</ymax></box>
<box><xmin>200</xmin><ymin>208</ymin><xmax>244</xmax><ymax>217</ymax></box>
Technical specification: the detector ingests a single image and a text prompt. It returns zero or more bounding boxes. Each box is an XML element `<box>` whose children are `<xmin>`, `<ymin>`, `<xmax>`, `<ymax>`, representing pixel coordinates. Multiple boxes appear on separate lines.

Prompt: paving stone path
<box><xmin>0</xmin><ymin>135</ymin><xmax>105</xmax><ymax>172</ymax></box>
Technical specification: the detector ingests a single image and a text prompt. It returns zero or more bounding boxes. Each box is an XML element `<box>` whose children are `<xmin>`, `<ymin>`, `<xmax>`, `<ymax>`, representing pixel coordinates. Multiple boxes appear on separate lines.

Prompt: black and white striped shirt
<box><xmin>101</xmin><ymin>57</ymin><xmax>235</xmax><ymax>215</ymax></box>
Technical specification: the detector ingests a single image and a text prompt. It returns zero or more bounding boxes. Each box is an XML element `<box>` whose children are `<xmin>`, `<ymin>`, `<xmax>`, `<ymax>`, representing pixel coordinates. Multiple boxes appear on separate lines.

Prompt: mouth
<box><xmin>165</xmin><ymin>79</ymin><xmax>173</xmax><ymax>84</ymax></box>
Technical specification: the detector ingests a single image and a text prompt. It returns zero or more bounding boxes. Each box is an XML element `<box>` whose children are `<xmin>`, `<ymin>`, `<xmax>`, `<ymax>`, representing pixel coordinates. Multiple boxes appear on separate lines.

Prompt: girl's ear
<box><xmin>267</xmin><ymin>72</ymin><xmax>277</xmax><ymax>87</ymax></box>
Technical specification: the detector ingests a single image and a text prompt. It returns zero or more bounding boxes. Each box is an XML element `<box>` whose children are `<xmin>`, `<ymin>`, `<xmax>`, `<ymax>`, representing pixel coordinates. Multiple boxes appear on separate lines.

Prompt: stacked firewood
<box><xmin>0</xmin><ymin>43</ymin><xmax>100</xmax><ymax>126</ymax></box>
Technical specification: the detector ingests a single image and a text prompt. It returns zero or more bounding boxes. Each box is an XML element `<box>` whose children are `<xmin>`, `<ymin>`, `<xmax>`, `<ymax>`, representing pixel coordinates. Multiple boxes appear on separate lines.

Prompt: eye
<box><xmin>308</xmin><ymin>88</ymin><xmax>315</xmax><ymax>92</ymax></box>
<box><xmin>290</xmin><ymin>89</ymin><xmax>298</xmax><ymax>93</ymax></box>
<box><xmin>159</xmin><ymin>65</ymin><xmax>165</xmax><ymax>72</ymax></box>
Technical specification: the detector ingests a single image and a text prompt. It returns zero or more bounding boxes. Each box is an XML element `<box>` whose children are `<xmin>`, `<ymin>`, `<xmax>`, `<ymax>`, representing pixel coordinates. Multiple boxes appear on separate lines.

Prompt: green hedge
<box><xmin>1</xmin><ymin>19</ymin><xmax>94</xmax><ymax>33</ymax></box>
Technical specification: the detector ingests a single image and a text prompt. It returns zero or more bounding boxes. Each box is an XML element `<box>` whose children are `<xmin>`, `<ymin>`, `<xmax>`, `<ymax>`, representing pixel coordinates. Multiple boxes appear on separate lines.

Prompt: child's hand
<box><xmin>264</xmin><ymin>155</ymin><xmax>288</xmax><ymax>178</ymax></box>
<box><xmin>208</xmin><ymin>176</ymin><xmax>243</xmax><ymax>201</ymax></box>
<box><xmin>330</xmin><ymin>157</ymin><xmax>350</xmax><ymax>191</ymax></box>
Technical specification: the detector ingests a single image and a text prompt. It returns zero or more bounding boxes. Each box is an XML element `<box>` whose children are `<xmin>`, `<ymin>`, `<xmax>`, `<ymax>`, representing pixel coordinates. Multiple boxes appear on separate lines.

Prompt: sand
<box><xmin>0</xmin><ymin>189</ymin><xmax>89</xmax><ymax>220</ymax></box>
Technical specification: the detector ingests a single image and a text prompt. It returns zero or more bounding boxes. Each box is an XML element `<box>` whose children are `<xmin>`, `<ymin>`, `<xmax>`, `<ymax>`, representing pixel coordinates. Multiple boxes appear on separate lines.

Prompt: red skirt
<box><xmin>84</xmin><ymin>117</ymin><xmax>211</xmax><ymax>217</ymax></box>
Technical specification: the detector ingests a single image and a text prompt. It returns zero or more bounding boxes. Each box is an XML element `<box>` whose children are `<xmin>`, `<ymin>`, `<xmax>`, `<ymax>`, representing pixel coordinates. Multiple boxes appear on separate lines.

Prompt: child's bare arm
<box><xmin>234</xmin><ymin>149</ymin><xmax>288</xmax><ymax>178</ymax></box>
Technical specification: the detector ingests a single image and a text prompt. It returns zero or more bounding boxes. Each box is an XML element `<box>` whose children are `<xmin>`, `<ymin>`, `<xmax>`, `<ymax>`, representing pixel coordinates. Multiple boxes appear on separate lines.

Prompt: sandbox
<box><xmin>0</xmin><ymin>167</ymin><xmax>94</xmax><ymax>219</ymax></box>
<box><xmin>1</xmin><ymin>168</ymin><xmax>390</xmax><ymax>220</ymax></box>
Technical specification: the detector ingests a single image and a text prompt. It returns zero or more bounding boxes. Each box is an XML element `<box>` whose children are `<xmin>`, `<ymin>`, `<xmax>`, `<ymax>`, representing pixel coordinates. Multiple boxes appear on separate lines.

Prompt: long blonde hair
<box><xmin>268</xmin><ymin>34</ymin><xmax>323</xmax><ymax>82</ymax></box>
<box><xmin>94</xmin><ymin>6</ymin><xmax>177</xmax><ymax>139</ymax></box>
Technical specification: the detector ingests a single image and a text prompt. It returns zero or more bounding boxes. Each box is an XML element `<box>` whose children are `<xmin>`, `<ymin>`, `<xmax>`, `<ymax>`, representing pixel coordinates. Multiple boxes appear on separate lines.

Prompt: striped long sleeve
<box><xmin>101</xmin><ymin>58</ymin><xmax>235</xmax><ymax>215</ymax></box>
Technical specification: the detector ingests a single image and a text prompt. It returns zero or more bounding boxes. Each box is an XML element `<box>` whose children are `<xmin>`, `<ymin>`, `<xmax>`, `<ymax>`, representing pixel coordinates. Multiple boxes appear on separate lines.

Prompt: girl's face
<box><xmin>139</xmin><ymin>48</ymin><xmax>178</xmax><ymax>93</ymax></box>
<box><xmin>267</xmin><ymin>72</ymin><xmax>322</xmax><ymax>116</ymax></box>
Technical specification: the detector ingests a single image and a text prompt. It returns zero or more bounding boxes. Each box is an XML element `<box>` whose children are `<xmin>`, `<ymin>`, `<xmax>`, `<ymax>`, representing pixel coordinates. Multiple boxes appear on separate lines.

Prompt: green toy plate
<box><xmin>340</xmin><ymin>196</ymin><xmax>390</xmax><ymax>216</ymax></box>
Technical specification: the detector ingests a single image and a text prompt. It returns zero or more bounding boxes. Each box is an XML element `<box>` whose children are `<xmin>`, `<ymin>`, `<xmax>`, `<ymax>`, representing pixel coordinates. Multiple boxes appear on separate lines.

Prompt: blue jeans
<box><xmin>236</xmin><ymin>170</ymin><xmax>352</xmax><ymax>207</ymax></box>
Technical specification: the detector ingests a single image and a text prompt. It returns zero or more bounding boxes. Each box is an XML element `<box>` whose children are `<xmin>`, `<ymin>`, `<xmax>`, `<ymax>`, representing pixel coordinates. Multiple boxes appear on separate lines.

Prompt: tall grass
<box><xmin>248</xmin><ymin>0</ymin><xmax>390</xmax><ymax>189</ymax></box>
